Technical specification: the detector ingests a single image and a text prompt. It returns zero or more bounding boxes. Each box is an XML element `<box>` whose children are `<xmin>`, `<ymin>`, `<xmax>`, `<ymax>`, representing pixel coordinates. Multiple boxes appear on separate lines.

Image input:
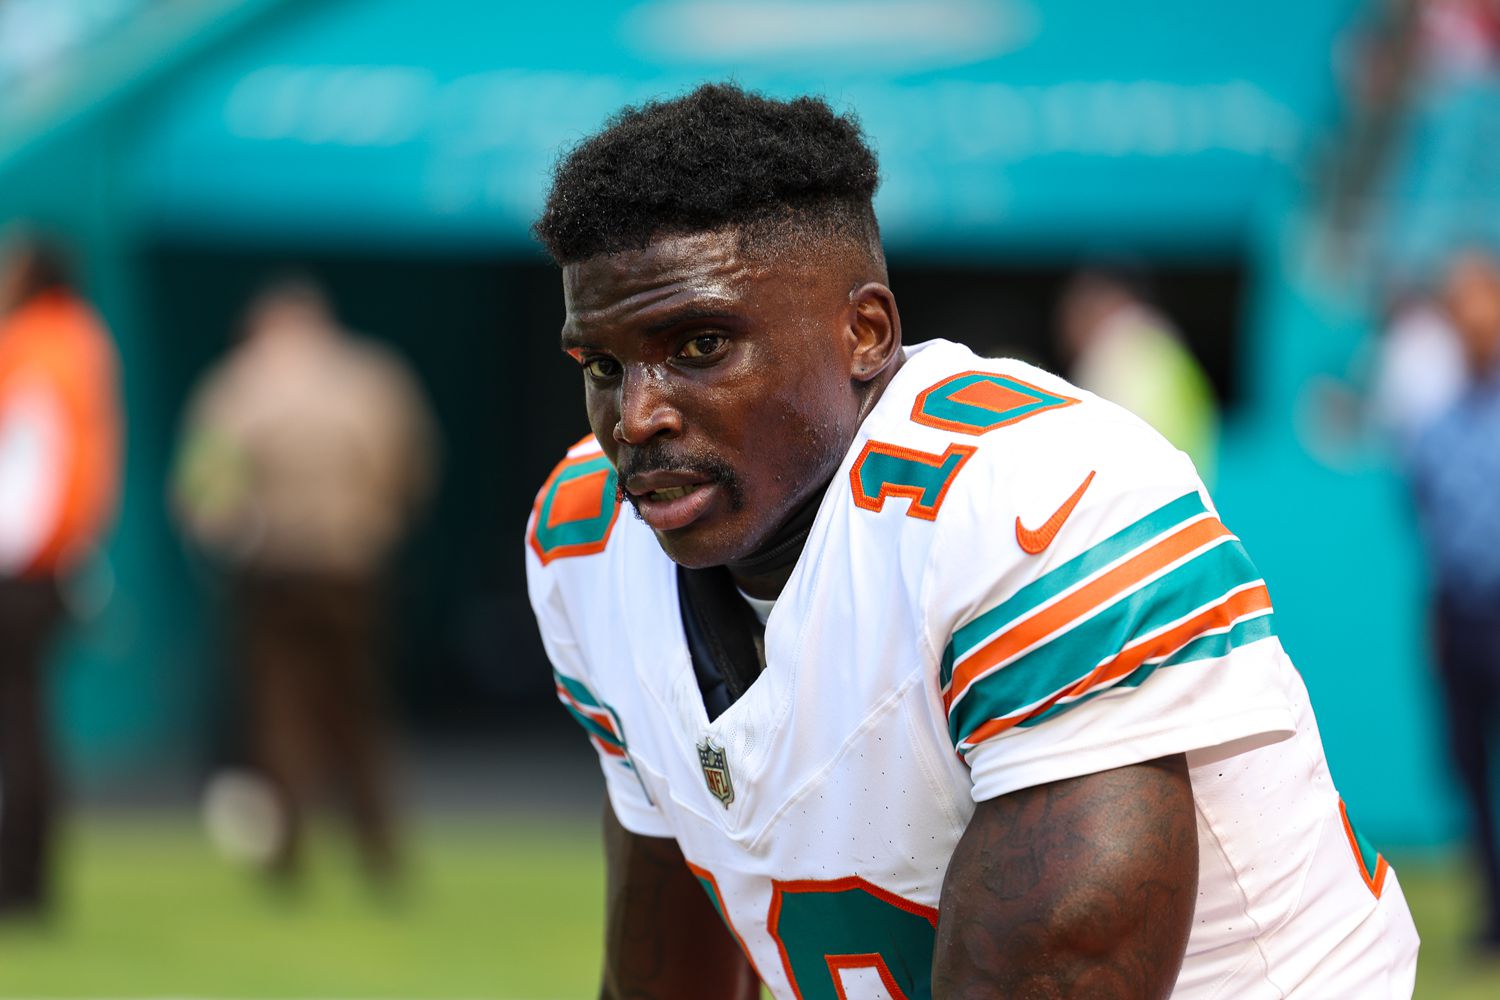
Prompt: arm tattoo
<box><xmin>600</xmin><ymin>803</ymin><xmax>758</xmax><ymax>1000</ymax></box>
<box><xmin>933</xmin><ymin>754</ymin><xmax>1198</xmax><ymax>1000</ymax></box>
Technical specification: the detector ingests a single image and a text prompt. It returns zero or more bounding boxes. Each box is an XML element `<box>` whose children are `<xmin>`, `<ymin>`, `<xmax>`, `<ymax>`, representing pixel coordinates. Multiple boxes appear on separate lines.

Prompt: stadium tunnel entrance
<box><xmin>142</xmin><ymin>245</ymin><xmax>1247</xmax><ymax>742</ymax></box>
<box><xmin>890</xmin><ymin>258</ymin><xmax>1246</xmax><ymax>409</ymax></box>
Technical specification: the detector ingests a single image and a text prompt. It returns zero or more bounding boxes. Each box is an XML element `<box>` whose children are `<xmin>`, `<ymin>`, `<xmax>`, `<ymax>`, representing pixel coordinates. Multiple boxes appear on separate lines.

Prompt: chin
<box><xmin>653</xmin><ymin>531</ymin><xmax>738</xmax><ymax>570</ymax></box>
<box><xmin>652</xmin><ymin>515</ymin><xmax>767</xmax><ymax>570</ymax></box>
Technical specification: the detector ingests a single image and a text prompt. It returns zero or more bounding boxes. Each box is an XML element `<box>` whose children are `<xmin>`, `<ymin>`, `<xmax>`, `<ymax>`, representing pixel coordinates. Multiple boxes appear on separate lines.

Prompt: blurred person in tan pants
<box><xmin>0</xmin><ymin>235</ymin><xmax>122</xmax><ymax>919</ymax></box>
<box><xmin>172</xmin><ymin>278</ymin><xmax>437</xmax><ymax>888</ymax></box>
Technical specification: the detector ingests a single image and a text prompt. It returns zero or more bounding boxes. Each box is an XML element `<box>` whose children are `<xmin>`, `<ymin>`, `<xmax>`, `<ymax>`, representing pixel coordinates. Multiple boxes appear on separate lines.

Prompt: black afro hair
<box><xmin>534</xmin><ymin>83</ymin><xmax>882</xmax><ymax>265</ymax></box>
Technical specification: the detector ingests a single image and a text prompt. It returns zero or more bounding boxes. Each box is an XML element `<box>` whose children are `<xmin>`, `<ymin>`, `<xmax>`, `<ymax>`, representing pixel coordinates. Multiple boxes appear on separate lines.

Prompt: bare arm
<box><xmin>933</xmin><ymin>754</ymin><xmax>1198</xmax><ymax>999</ymax></box>
<box><xmin>600</xmin><ymin>801</ymin><xmax>759</xmax><ymax>1000</ymax></box>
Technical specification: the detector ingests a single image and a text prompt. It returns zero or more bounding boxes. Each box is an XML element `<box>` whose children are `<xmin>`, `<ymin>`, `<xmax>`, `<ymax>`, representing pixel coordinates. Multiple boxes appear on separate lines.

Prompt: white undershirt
<box><xmin>737</xmin><ymin>588</ymin><xmax>776</xmax><ymax>626</ymax></box>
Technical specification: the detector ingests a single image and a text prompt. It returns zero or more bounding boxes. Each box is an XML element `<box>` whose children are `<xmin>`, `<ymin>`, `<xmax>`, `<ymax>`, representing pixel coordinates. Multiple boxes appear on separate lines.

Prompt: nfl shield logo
<box><xmin>697</xmin><ymin>738</ymin><xmax>734</xmax><ymax>807</ymax></box>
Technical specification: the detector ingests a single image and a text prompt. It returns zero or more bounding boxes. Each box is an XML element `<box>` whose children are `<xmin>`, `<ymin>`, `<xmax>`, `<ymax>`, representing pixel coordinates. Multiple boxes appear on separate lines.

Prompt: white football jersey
<box><xmin>526</xmin><ymin>339</ymin><xmax>1418</xmax><ymax>999</ymax></box>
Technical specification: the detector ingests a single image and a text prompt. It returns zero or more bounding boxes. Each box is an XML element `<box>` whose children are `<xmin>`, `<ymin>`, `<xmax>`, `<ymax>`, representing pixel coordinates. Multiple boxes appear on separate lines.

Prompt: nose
<box><xmin>614</xmin><ymin>365</ymin><xmax>682</xmax><ymax>446</ymax></box>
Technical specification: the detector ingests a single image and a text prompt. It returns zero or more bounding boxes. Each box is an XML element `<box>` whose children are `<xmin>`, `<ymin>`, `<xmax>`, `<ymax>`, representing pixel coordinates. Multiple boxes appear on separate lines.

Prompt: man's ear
<box><xmin>848</xmin><ymin>282</ymin><xmax>901</xmax><ymax>383</ymax></box>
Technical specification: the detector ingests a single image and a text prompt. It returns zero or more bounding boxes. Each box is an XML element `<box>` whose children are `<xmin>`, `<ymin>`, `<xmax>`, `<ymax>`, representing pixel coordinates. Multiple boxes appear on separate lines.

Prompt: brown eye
<box><xmin>583</xmin><ymin>356</ymin><xmax>620</xmax><ymax>380</ymax></box>
<box><xmin>680</xmin><ymin>335</ymin><xmax>725</xmax><ymax>360</ymax></box>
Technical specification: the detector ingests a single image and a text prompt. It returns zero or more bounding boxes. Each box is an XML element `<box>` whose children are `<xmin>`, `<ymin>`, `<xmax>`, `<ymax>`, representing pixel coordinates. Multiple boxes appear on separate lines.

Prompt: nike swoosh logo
<box><xmin>1015</xmin><ymin>470</ymin><xmax>1096</xmax><ymax>555</ymax></box>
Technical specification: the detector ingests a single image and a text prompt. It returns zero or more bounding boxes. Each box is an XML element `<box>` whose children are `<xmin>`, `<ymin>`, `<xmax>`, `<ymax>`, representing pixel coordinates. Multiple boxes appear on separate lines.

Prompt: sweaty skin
<box><xmin>559</xmin><ymin>228</ymin><xmax>1200</xmax><ymax>998</ymax></box>
<box><xmin>601</xmin><ymin>802</ymin><xmax>758</xmax><ymax>1000</ymax></box>
<box><xmin>934</xmin><ymin>755</ymin><xmax>1197</xmax><ymax>999</ymax></box>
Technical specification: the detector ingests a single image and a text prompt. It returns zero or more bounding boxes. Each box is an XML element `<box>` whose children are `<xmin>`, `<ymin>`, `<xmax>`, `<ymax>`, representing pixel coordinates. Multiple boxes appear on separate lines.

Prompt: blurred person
<box><xmin>1320</xmin><ymin>0</ymin><xmax>1500</xmax><ymax>268</ymax></box>
<box><xmin>1058</xmin><ymin>269</ymin><xmax>1220</xmax><ymax>480</ymax></box>
<box><xmin>1407</xmin><ymin>248</ymin><xmax>1500</xmax><ymax>951</ymax></box>
<box><xmin>171</xmin><ymin>277</ymin><xmax>437</xmax><ymax>889</ymax></box>
<box><xmin>0</xmin><ymin>234</ymin><xmax>122</xmax><ymax>918</ymax></box>
<box><xmin>1369</xmin><ymin>289</ymin><xmax>1467</xmax><ymax>453</ymax></box>
<box><xmin>525</xmin><ymin>84</ymin><xmax>1417</xmax><ymax>999</ymax></box>
<box><xmin>1417</xmin><ymin>0</ymin><xmax>1500</xmax><ymax>80</ymax></box>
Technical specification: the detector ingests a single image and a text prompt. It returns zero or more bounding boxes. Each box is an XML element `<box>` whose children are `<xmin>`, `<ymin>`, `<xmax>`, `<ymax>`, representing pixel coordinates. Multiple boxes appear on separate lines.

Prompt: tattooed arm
<box><xmin>933</xmin><ymin>754</ymin><xmax>1198</xmax><ymax>1000</ymax></box>
<box><xmin>600</xmin><ymin>801</ymin><xmax>759</xmax><ymax>1000</ymax></box>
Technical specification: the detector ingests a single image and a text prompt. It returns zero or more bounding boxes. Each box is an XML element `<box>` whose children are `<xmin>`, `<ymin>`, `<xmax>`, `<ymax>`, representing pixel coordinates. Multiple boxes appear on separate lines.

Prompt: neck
<box><xmin>727</xmin><ymin>353</ymin><xmax>905</xmax><ymax>599</ymax></box>
<box><xmin>728</xmin><ymin>481</ymin><xmax>827</xmax><ymax>599</ymax></box>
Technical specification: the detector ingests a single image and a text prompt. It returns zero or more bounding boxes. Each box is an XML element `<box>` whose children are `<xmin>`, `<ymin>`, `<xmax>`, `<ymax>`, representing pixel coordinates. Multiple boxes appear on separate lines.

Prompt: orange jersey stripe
<box><xmin>945</xmin><ymin>516</ymin><xmax>1231</xmax><ymax>710</ymax></box>
<box><xmin>1339</xmin><ymin>799</ymin><xmax>1390</xmax><ymax>898</ymax></box>
<box><xmin>590</xmin><ymin>734</ymin><xmax>628</xmax><ymax>759</ymax></box>
<box><xmin>555</xmin><ymin>683</ymin><xmax>622</xmax><ymax>741</ymax></box>
<box><xmin>961</xmin><ymin>583</ymin><xmax>1272</xmax><ymax>746</ymax></box>
<box><xmin>1069</xmin><ymin>583</ymin><xmax>1272</xmax><ymax>698</ymax></box>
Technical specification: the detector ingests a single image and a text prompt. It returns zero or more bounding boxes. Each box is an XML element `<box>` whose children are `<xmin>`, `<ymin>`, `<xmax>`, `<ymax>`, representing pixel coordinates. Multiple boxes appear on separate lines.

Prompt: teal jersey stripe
<box><xmin>1010</xmin><ymin>611</ymin><xmax>1276</xmax><ymax>732</ymax></box>
<box><xmin>560</xmin><ymin>701</ymin><xmax>624</xmax><ymax>750</ymax></box>
<box><xmin>1156</xmin><ymin>610</ymin><xmax>1276</xmax><ymax>671</ymax></box>
<box><xmin>552</xmin><ymin>670</ymin><xmax>652</xmax><ymax>805</ymax></box>
<box><xmin>695</xmin><ymin>874</ymin><xmax>733</xmax><ymax>928</ymax></box>
<box><xmin>553</xmin><ymin>669</ymin><xmax>626</xmax><ymax>750</ymax></box>
<box><xmin>948</xmin><ymin>536</ymin><xmax>1263</xmax><ymax>745</ymax></box>
<box><xmin>942</xmin><ymin>491</ymin><xmax>1209</xmax><ymax>687</ymax></box>
<box><xmin>554</xmin><ymin>668</ymin><xmax>601</xmax><ymax>709</ymax></box>
<box><xmin>1346</xmin><ymin>802</ymin><xmax>1383</xmax><ymax>884</ymax></box>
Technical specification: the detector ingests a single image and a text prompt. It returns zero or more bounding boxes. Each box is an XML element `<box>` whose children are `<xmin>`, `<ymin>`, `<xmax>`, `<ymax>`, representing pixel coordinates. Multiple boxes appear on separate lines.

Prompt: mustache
<box><xmin>615</xmin><ymin>444</ymin><xmax>745</xmax><ymax>512</ymax></box>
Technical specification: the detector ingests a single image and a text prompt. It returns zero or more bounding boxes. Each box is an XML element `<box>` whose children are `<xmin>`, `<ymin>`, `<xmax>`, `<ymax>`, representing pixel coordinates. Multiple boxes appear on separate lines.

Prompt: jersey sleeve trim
<box><xmin>554</xmin><ymin>668</ymin><xmax>631</xmax><ymax>761</ymax></box>
<box><xmin>552</xmin><ymin>666</ymin><xmax>671</xmax><ymax>835</ymax></box>
<box><xmin>552</xmin><ymin>666</ymin><xmax>658</xmax><ymax>805</ymax></box>
<box><xmin>966</xmin><ymin>703</ymin><xmax>1295</xmax><ymax>801</ymax></box>
<box><xmin>940</xmin><ymin>490</ymin><xmax>1208</xmax><ymax>689</ymax></box>
<box><xmin>942</xmin><ymin>490</ymin><xmax>1277</xmax><ymax>755</ymax></box>
<box><xmin>1339</xmin><ymin>798</ymin><xmax>1390</xmax><ymax>899</ymax></box>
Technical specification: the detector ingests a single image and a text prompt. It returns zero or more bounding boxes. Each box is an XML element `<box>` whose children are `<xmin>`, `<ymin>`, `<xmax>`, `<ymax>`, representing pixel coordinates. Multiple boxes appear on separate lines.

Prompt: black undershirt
<box><xmin>677</xmin><ymin>483</ymin><xmax>828</xmax><ymax>720</ymax></box>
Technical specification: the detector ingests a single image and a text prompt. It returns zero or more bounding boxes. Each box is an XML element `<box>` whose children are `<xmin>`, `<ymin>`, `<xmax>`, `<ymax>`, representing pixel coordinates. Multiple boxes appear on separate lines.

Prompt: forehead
<box><xmin>560</xmin><ymin>230</ymin><xmax>781</xmax><ymax>341</ymax></box>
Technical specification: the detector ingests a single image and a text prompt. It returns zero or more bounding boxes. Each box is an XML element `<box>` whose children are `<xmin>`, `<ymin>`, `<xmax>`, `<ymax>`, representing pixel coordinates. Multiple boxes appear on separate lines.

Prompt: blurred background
<box><xmin>1</xmin><ymin>0</ymin><xmax>1498</xmax><ymax>996</ymax></box>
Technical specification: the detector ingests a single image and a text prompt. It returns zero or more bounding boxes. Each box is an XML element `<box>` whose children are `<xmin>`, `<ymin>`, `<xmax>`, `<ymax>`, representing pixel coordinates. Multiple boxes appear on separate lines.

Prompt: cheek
<box><xmin>734</xmin><ymin>329</ymin><xmax>855</xmax><ymax>465</ymax></box>
<box><xmin>582</xmin><ymin>372</ymin><xmax>614</xmax><ymax>410</ymax></box>
<box><xmin>584</xmin><ymin>389</ymin><xmax>619</xmax><ymax>445</ymax></box>
<box><xmin>777</xmin><ymin>340</ymin><xmax>857</xmax><ymax>447</ymax></box>
<box><xmin>782</xmin><ymin>388</ymin><xmax>850</xmax><ymax>471</ymax></box>
<box><xmin>739</xmin><ymin>374</ymin><xmax>853</xmax><ymax>499</ymax></box>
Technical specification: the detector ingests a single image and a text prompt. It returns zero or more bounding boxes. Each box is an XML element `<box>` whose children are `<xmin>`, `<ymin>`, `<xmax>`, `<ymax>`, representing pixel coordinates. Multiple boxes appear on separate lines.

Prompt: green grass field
<box><xmin>0</xmin><ymin>815</ymin><xmax>606</xmax><ymax>998</ymax></box>
<box><xmin>1</xmin><ymin>814</ymin><xmax>1498</xmax><ymax>998</ymax></box>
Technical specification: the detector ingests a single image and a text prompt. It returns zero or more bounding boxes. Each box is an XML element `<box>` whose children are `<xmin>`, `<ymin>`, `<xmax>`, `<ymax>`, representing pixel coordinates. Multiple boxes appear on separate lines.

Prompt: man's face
<box><xmin>561</xmin><ymin>229</ymin><xmax>867</xmax><ymax>569</ymax></box>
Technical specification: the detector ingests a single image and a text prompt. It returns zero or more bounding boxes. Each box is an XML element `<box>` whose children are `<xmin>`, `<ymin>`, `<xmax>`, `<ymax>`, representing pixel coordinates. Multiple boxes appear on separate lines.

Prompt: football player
<box><xmin>525</xmin><ymin>84</ymin><xmax>1419</xmax><ymax>999</ymax></box>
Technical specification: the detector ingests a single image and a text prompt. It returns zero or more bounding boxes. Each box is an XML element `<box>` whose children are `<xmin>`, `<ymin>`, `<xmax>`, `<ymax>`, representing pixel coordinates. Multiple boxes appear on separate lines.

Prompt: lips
<box><xmin>624</xmin><ymin>472</ymin><xmax>721</xmax><ymax>532</ymax></box>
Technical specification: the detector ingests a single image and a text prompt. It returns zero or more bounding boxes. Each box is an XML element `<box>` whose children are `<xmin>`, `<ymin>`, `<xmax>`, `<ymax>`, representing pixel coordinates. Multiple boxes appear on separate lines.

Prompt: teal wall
<box><xmin>129</xmin><ymin>0</ymin><xmax>1358</xmax><ymax>253</ymax></box>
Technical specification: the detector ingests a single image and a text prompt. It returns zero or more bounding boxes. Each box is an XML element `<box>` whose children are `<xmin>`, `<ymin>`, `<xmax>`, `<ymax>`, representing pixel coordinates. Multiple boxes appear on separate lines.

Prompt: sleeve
<box><xmin>525</xmin><ymin>507</ymin><xmax>672</xmax><ymax>838</ymax></box>
<box><xmin>927</xmin><ymin>418</ymin><xmax>1297</xmax><ymax>803</ymax></box>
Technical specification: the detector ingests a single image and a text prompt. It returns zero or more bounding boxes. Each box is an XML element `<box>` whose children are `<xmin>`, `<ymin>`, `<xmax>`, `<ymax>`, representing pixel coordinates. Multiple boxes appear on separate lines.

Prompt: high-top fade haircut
<box><xmin>534</xmin><ymin>83</ymin><xmax>883</xmax><ymax>272</ymax></box>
